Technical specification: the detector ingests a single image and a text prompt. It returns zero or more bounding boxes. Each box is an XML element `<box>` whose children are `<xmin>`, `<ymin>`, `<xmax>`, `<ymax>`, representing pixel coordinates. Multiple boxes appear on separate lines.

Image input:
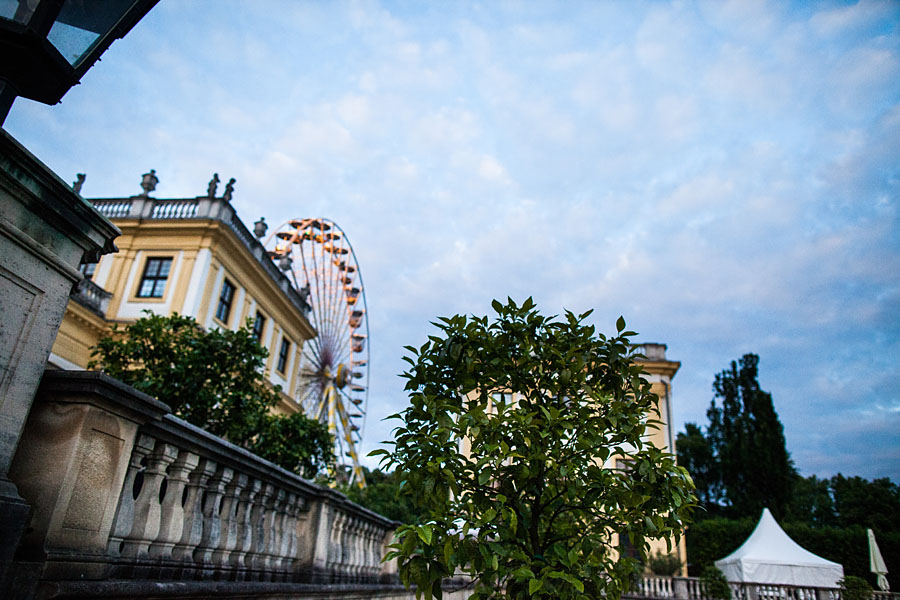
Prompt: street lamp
<box><xmin>0</xmin><ymin>0</ymin><xmax>158</xmax><ymax>124</ymax></box>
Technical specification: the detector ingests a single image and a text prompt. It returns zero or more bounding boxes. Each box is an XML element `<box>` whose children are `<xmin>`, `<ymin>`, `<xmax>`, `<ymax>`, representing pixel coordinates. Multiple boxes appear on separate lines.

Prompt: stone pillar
<box><xmin>0</xmin><ymin>130</ymin><xmax>120</xmax><ymax>588</ymax></box>
<box><xmin>6</xmin><ymin>371</ymin><xmax>168</xmax><ymax>585</ymax></box>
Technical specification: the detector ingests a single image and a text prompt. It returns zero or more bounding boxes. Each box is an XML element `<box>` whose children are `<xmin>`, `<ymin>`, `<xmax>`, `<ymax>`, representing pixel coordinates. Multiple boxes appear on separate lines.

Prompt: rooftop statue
<box><xmin>72</xmin><ymin>173</ymin><xmax>85</xmax><ymax>194</ymax></box>
<box><xmin>223</xmin><ymin>177</ymin><xmax>236</xmax><ymax>202</ymax></box>
<box><xmin>207</xmin><ymin>173</ymin><xmax>219</xmax><ymax>198</ymax></box>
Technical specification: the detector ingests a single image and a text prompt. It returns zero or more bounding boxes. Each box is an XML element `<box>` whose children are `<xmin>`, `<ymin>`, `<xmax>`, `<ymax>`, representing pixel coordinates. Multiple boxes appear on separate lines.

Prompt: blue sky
<box><xmin>6</xmin><ymin>0</ymin><xmax>899</xmax><ymax>480</ymax></box>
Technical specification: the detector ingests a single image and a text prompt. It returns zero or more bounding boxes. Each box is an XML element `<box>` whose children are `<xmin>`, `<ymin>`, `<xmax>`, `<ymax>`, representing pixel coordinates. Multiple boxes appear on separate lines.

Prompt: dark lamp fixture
<box><xmin>0</xmin><ymin>0</ymin><xmax>157</xmax><ymax>123</ymax></box>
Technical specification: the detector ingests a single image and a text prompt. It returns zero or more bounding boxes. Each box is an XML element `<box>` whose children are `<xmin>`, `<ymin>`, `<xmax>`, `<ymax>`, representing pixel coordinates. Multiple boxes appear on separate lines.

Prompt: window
<box><xmin>252</xmin><ymin>311</ymin><xmax>267</xmax><ymax>342</ymax></box>
<box><xmin>137</xmin><ymin>257</ymin><xmax>172</xmax><ymax>298</ymax></box>
<box><xmin>215</xmin><ymin>279</ymin><xmax>235</xmax><ymax>323</ymax></box>
<box><xmin>277</xmin><ymin>337</ymin><xmax>291</xmax><ymax>374</ymax></box>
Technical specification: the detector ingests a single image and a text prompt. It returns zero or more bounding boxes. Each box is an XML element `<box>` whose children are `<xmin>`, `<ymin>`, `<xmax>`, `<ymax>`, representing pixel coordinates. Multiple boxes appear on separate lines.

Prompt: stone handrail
<box><xmin>7</xmin><ymin>371</ymin><xmax>401</xmax><ymax>598</ymax></box>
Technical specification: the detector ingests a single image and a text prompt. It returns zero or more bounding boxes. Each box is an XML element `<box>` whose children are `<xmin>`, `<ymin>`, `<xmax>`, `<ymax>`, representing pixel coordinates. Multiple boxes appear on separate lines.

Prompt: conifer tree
<box><xmin>706</xmin><ymin>354</ymin><xmax>795</xmax><ymax>519</ymax></box>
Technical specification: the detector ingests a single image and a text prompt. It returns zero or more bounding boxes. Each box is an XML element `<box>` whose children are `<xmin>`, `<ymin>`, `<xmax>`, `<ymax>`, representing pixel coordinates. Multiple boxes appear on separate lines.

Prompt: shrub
<box><xmin>649</xmin><ymin>550</ymin><xmax>683</xmax><ymax>576</ymax></box>
<box><xmin>839</xmin><ymin>576</ymin><xmax>873</xmax><ymax>600</ymax></box>
<box><xmin>701</xmin><ymin>565</ymin><xmax>731</xmax><ymax>600</ymax></box>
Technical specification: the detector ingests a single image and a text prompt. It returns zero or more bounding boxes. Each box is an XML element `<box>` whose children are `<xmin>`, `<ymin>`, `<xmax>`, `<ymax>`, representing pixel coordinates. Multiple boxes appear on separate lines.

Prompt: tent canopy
<box><xmin>715</xmin><ymin>508</ymin><xmax>844</xmax><ymax>588</ymax></box>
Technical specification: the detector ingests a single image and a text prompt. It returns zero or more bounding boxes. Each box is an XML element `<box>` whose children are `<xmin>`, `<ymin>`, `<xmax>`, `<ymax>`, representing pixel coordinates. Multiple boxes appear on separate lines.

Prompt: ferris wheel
<box><xmin>265</xmin><ymin>218</ymin><xmax>369</xmax><ymax>488</ymax></box>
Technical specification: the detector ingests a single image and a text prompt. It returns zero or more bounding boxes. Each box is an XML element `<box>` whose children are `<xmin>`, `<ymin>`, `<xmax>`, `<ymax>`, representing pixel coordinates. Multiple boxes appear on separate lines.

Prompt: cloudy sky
<box><xmin>6</xmin><ymin>1</ymin><xmax>899</xmax><ymax>480</ymax></box>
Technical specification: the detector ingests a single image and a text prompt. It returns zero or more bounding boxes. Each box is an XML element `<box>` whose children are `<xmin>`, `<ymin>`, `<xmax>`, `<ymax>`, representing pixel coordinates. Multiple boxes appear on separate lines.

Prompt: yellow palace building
<box><xmin>49</xmin><ymin>171</ymin><xmax>315</xmax><ymax>417</ymax></box>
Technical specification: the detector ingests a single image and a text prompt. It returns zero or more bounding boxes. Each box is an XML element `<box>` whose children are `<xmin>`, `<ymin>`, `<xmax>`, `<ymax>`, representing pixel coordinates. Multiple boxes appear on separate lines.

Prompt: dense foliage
<box><xmin>341</xmin><ymin>467</ymin><xmax>429</xmax><ymax>524</ymax></box>
<box><xmin>375</xmin><ymin>298</ymin><xmax>695</xmax><ymax>600</ymax></box>
<box><xmin>90</xmin><ymin>312</ymin><xmax>335</xmax><ymax>478</ymax></box>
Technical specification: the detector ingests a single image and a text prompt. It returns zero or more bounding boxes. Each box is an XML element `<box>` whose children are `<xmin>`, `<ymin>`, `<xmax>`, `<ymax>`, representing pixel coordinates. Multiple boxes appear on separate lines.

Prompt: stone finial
<box><xmin>140</xmin><ymin>169</ymin><xmax>158</xmax><ymax>196</ymax></box>
<box><xmin>253</xmin><ymin>217</ymin><xmax>268</xmax><ymax>239</ymax></box>
<box><xmin>207</xmin><ymin>173</ymin><xmax>220</xmax><ymax>198</ymax></box>
<box><xmin>223</xmin><ymin>177</ymin><xmax>236</xmax><ymax>202</ymax></box>
<box><xmin>72</xmin><ymin>173</ymin><xmax>85</xmax><ymax>194</ymax></box>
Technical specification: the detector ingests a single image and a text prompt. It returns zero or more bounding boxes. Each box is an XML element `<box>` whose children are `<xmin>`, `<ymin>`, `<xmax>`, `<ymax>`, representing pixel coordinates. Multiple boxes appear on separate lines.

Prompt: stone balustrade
<box><xmin>6</xmin><ymin>370</ymin><xmax>405</xmax><ymax>599</ymax></box>
<box><xmin>628</xmin><ymin>576</ymin><xmax>900</xmax><ymax>600</ymax></box>
<box><xmin>71</xmin><ymin>277</ymin><xmax>112</xmax><ymax>315</ymax></box>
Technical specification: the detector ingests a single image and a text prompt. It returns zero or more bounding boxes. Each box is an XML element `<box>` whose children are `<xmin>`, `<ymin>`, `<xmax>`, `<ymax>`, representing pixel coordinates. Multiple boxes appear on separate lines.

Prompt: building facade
<box><xmin>50</xmin><ymin>173</ymin><xmax>316</xmax><ymax>416</ymax></box>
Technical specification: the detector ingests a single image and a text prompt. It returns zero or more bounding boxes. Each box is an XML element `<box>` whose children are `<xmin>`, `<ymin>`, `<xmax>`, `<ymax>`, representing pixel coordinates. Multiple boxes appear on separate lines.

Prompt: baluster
<box><xmin>193</xmin><ymin>465</ymin><xmax>234</xmax><ymax>578</ymax></box>
<box><xmin>149</xmin><ymin>449</ymin><xmax>199</xmax><ymax>562</ymax></box>
<box><xmin>365</xmin><ymin>521</ymin><xmax>377</xmax><ymax>581</ymax></box>
<box><xmin>107</xmin><ymin>434</ymin><xmax>155</xmax><ymax>557</ymax></box>
<box><xmin>274</xmin><ymin>493</ymin><xmax>298</xmax><ymax>579</ymax></box>
<box><xmin>353</xmin><ymin>519</ymin><xmax>365</xmax><ymax>581</ymax></box>
<box><xmin>346</xmin><ymin>516</ymin><xmax>358</xmax><ymax>581</ymax></box>
<box><xmin>260</xmin><ymin>489</ymin><xmax>286</xmax><ymax>580</ymax></box>
<box><xmin>283</xmin><ymin>493</ymin><xmax>305</xmax><ymax>578</ymax></box>
<box><xmin>267</xmin><ymin>490</ymin><xmax>288</xmax><ymax>578</ymax></box>
<box><xmin>327</xmin><ymin>510</ymin><xmax>342</xmax><ymax>578</ymax></box>
<box><xmin>230</xmin><ymin>478</ymin><xmax>261</xmax><ymax>581</ymax></box>
<box><xmin>247</xmin><ymin>483</ymin><xmax>276</xmax><ymax>580</ymax></box>
<box><xmin>212</xmin><ymin>472</ymin><xmax>247</xmax><ymax>577</ymax></box>
<box><xmin>362</xmin><ymin>521</ymin><xmax>372</xmax><ymax>581</ymax></box>
<box><xmin>122</xmin><ymin>441</ymin><xmax>178</xmax><ymax>559</ymax></box>
<box><xmin>172</xmin><ymin>458</ymin><xmax>217</xmax><ymax>579</ymax></box>
<box><xmin>342</xmin><ymin>513</ymin><xmax>354</xmax><ymax>581</ymax></box>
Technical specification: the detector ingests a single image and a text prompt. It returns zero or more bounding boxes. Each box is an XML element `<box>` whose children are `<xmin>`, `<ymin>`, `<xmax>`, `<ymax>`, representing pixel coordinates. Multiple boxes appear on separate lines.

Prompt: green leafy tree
<box><xmin>706</xmin><ymin>354</ymin><xmax>795</xmax><ymax>519</ymax></box>
<box><xmin>831</xmin><ymin>475</ymin><xmax>900</xmax><ymax>532</ymax></box>
<box><xmin>374</xmin><ymin>298</ymin><xmax>695</xmax><ymax>600</ymax></box>
<box><xmin>252</xmin><ymin>411</ymin><xmax>336</xmax><ymax>479</ymax></box>
<box><xmin>784</xmin><ymin>475</ymin><xmax>836</xmax><ymax>528</ymax></box>
<box><xmin>90</xmin><ymin>311</ymin><xmax>334</xmax><ymax>478</ymax></box>
<box><xmin>341</xmin><ymin>467</ymin><xmax>429</xmax><ymax>524</ymax></box>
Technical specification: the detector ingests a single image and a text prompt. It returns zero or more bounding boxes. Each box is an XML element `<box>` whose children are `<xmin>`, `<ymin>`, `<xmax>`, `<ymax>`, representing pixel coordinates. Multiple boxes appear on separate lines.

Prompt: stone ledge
<box><xmin>38</xmin><ymin>580</ymin><xmax>417</xmax><ymax>599</ymax></box>
<box><xmin>37</xmin><ymin>370</ymin><xmax>171</xmax><ymax>424</ymax></box>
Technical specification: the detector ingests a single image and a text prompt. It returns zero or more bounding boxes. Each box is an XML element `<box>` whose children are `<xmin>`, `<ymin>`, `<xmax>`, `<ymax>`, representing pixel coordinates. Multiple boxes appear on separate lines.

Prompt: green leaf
<box><xmin>417</xmin><ymin>524</ymin><xmax>433</xmax><ymax>545</ymax></box>
<box><xmin>529</xmin><ymin>579</ymin><xmax>543</xmax><ymax>594</ymax></box>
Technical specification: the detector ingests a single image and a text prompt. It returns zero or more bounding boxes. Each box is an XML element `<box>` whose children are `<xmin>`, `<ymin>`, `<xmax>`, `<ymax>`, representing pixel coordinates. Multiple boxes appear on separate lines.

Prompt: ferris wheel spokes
<box><xmin>265</xmin><ymin>217</ymin><xmax>370</xmax><ymax>487</ymax></box>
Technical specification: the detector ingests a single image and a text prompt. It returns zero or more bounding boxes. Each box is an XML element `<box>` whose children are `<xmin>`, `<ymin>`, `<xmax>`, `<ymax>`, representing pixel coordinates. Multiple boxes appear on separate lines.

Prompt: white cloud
<box><xmin>477</xmin><ymin>155</ymin><xmax>513</xmax><ymax>186</ymax></box>
<box><xmin>810</xmin><ymin>0</ymin><xmax>898</xmax><ymax>37</ymax></box>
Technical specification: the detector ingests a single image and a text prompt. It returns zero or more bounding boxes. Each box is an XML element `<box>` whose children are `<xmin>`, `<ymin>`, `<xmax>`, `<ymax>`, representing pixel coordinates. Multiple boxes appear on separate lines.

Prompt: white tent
<box><xmin>715</xmin><ymin>508</ymin><xmax>844</xmax><ymax>588</ymax></box>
